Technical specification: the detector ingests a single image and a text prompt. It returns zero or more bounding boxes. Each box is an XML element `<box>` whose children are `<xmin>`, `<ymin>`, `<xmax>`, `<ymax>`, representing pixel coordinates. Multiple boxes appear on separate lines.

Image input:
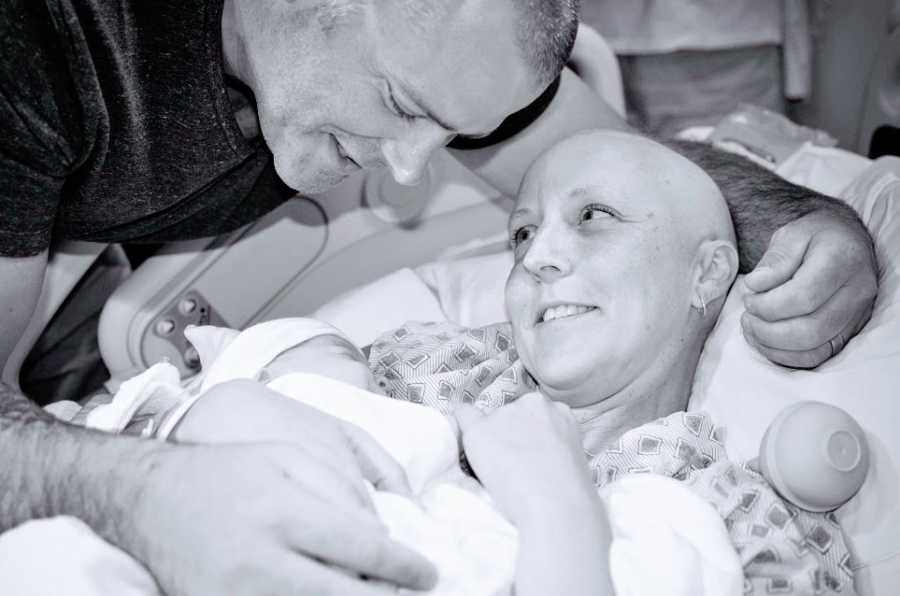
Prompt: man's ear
<box><xmin>692</xmin><ymin>239</ymin><xmax>739</xmax><ymax>311</ymax></box>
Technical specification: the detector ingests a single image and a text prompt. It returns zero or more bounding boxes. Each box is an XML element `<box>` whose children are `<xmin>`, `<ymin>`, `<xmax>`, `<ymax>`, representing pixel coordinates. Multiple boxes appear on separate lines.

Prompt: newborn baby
<box><xmin>85</xmin><ymin>315</ymin><xmax>742</xmax><ymax>596</ymax></box>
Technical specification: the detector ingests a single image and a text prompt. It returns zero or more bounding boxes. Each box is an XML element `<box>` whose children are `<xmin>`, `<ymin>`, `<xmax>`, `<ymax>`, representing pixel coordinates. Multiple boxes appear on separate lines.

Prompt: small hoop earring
<box><xmin>697</xmin><ymin>295</ymin><xmax>707</xmax><ymax>317</ymax></box>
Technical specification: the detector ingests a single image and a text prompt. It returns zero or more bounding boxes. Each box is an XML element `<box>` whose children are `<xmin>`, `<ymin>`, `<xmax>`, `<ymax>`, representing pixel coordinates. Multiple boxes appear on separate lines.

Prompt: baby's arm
<box><xmin>455</xmin><ymin>393</ymin><xmax>614</xmax><ymax>596</ymax></box>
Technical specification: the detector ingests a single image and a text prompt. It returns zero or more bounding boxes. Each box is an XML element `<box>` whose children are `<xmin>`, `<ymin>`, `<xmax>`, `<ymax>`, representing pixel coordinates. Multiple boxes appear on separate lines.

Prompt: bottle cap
<box><xmin>759</xmin><ymin>401</ymin><xmax>868</xmax><ymax>512</ymax></box>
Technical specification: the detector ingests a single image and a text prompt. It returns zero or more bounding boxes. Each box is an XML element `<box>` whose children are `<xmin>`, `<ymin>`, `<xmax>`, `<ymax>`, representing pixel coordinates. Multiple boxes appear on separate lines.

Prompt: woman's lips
<box><xmin>537</xmin><ymin>304</ymin><xmax>599</xmax><ymax>324</ymax></box>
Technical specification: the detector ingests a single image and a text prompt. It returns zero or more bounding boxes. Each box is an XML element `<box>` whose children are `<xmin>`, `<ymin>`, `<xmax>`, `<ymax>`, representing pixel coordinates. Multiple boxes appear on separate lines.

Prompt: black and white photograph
<box><xmin>0</xmin><ymin>0</ymin><xmax>896</xmax><ymax>594</ymax></box>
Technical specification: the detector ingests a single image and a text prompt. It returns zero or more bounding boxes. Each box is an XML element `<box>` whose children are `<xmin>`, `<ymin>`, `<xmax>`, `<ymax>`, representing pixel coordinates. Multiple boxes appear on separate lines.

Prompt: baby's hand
<box><xmin>454</xmin><ymin>392</ymin><xmax>595</xmax><ymax>525</ymax></box>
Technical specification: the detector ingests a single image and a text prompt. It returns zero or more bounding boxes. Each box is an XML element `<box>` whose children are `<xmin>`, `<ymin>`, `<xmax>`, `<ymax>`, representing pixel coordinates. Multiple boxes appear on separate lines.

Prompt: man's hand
<box><xmin>126</xmin><ymin>442</ymin><xmax>437</xmax><ymax>596</ymax></box>
<box><xmin>173</xmin><ymin>379</ymin><xmax>411</xmax><ymax>493</ymax></box>
<box><xmin>741</xmin><ymin>210</ymin><xmax>878</xmax><ymax>368</ymax></box>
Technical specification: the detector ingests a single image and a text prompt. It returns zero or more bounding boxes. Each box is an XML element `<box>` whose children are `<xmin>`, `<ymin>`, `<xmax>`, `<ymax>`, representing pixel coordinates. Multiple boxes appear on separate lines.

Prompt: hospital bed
<box><xmin>6</xmin><ymin>18</ymin><xmax>900</xmax><ymax>596</ymax></box>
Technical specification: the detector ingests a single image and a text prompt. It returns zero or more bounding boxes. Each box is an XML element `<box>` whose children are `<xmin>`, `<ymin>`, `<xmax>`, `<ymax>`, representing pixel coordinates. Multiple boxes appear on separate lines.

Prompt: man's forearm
<box><xmin>663</xmin><ymin>139</ymin><xmax>874</xmax><ymax>272</ymax></box>
<box><xmin>450</xmin><ymin>67</ymin><xmax>629</xmax><ymax>197</ymax></box>
<box><xmin>0</xmin><ymin>381</ymin><xmax>162</xmax><ymax>546</ymax></box>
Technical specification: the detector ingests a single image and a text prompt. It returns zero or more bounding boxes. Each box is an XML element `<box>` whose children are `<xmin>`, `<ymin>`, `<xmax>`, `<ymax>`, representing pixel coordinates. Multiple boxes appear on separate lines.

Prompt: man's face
<box><xmin>504</xmin><ymin>133</ymin><xmax>699</xmax><ymax>408</ymax></box>
<box><xmin>250</xmin><ymin>0</ymin><xmax>541</xmax><ymax>193</ymax></box>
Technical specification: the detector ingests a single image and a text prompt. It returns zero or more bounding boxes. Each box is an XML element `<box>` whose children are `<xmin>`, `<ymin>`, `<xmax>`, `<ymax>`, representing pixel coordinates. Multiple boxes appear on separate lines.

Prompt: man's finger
<box><xmin>266</xmin><ymin>444</ymin><xmax>373</xmax><ymax>510</ymax></box>
<box><xmin>741</xmin><ymin>316</ymin><xmax>859</xmax><ymax>369</ymax></box>
<box><xmin>741</xmin><ymin>282</ymin><xmax>867</xmax><ymax>352</ymax></box>
<box><xmin>743</xmin><ymin>235</ymin><xmax>849</xmax><ymax>321</ymax></box>
<box><xmin>744</xmin><ymin>224</ymin><xmax>811</xmax><ymax>293</ymax></box>
<box><xmin>282</xmin><ymin>506</ymin><xmax>438</xmax><ymax>591</ymax></box>
<box><xmin>743</xmin><ymin>329</ymin><xmax>832</xmax><ymax>369</ymax></box>
<box><xmin>342</xmin><ymin>422</ymin><xmax>412</xmax><ymax>496</ymax></box>
<box><xmin>275</xmin><ymin>552</ymin><xmax>427</xmax><ymax>596</ymax></box>
<box><xmin>742</xmin><ymin>310</ymin><xmax>860</xmax><ymax>368</ymax></box>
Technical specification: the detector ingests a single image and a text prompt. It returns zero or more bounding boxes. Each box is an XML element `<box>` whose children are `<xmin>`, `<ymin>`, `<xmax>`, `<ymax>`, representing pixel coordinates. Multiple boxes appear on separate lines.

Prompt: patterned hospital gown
<box><xmin>369</xmin><ymin>321</ymin><xmax>857</xmax><ymax>596</ymax></box>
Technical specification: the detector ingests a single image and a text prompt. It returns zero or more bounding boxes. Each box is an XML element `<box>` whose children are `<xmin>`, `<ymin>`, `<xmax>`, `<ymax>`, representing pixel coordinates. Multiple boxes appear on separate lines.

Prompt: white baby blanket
<box><xmin>2</xmin><ymin>320</ymin><xmax>743</xmax><ymax>596</ymax></box>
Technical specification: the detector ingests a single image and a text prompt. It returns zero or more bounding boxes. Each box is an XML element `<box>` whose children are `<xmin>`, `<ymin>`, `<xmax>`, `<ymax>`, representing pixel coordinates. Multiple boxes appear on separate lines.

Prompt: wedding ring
<box><xmin>829</xmin><ymin>334</ymin><xmax>845</xmax><ymax>358</ymax></box>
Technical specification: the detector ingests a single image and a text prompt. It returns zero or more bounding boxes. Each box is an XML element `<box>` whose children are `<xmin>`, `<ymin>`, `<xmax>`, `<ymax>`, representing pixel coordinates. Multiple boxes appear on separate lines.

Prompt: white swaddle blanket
<box><xmin>1</xmin><ymin>319</ymin><xmax>742</xmax><ymax>596</ymax></box>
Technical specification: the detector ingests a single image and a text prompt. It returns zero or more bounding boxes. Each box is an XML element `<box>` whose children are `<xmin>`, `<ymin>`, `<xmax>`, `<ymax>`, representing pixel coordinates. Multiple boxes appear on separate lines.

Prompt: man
<box><xmin>0</xmin><ymin>0</ymin><xmax>877</xmax><ymax>595</ymax></box>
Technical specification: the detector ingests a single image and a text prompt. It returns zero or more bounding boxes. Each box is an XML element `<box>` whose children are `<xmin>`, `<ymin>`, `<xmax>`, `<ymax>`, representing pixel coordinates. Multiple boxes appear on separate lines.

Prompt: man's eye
<box><xmin>387</xmin><ymin>92</ymin><xmax>417</xmax><ymax>122</ymax></box>
<box><xmin>580</xmin><ymin>204</ymin><xmax>616</xmax><ymax>223</ymax></box>
<box><xmin>511</xmin><ymin>225</ymin><xmax>535</xmax><ymax>248</ymax></box>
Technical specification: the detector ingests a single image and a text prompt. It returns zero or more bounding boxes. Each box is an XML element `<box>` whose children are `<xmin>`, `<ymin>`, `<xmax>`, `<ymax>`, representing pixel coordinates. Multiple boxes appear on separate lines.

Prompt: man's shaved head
<box><xmin>369</xmin><ymin>0</ymin><xmax>578</xmax><ymax>87</ymax></box>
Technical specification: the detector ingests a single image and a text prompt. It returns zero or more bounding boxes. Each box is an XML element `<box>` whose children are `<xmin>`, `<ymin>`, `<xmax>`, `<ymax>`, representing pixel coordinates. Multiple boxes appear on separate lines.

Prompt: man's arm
<box><xmin>0</xmin><ymin>379</ymin><xmax>436</xmax><ymax>596</ymax></box>
<box><xmin>664</xmin><ymin>140</ymin><xmax>878</xmax><ymax>368</ymax></box>
<box><xmin>452</xmin><ymin>61</ymin><xmax>877</xmax><ymax>367</ymax></box>
<box><xmin>0</xmin><ymin>255</ymin><xmax>435</xmax><ymax>594</ymax></box>
<box><xmin>0</xmin><ymin>253</ymin><xmax>47</xmax><ymax>377</ymax></box>
<box><xmin>449</xmin><ymin>66</ymin><xmax>628</xmax><ymax>197</ymax></box>
<box><xmin>0</xmin><ymin>382</ymin><xmax>157</xmax><ymax>535</ymax></box>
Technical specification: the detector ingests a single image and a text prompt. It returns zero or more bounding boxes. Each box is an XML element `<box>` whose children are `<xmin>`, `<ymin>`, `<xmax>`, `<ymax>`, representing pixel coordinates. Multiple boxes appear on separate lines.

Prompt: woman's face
<box><xmin>504</xmin><ymin>134</ymin><xmax>699</xmax><ymax>408</ymax></box>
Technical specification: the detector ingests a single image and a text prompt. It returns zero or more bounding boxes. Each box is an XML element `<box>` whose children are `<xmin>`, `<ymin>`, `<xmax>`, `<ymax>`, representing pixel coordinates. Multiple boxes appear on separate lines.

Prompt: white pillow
<box><xmin>416</xmin><ymin>252</ymin><xmax>511</xmax><ymax>328</ymax></box>
<box><xmin>313</xmin><ymin>268</ymin><xmax>446</xmax><ymax>347</ymax></box>
<box><xmin>689</xmin><ymin>156</ymin><xmax>900</xmax><ymax>596</ymax></box>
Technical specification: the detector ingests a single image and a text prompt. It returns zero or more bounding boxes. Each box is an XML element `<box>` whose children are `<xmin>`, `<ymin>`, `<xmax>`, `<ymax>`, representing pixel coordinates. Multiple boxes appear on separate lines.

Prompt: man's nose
<box><xmin>522</xmin><ymin>228</ymin><xmax>572</xmax><ymax>282</ymax></box>
<box><xmin>381</xmin><ymin>122</ymin><xmax>452</xmax><ymax>186</ymax></box>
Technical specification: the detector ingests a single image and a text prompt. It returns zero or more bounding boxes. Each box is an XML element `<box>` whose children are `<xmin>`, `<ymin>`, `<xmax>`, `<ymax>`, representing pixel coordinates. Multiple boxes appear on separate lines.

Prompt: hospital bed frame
<box><xmin>99</xmin><ymin>151</ymin><xmax>512</xmax><ymax>384</ymax></box>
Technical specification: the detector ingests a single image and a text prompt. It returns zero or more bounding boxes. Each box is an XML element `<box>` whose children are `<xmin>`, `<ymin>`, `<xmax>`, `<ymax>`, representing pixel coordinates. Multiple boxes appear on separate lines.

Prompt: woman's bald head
<box><xmin>507</xmin><ymin>130</ymin><xmax>739</xmax><ymax>411</ymax></box>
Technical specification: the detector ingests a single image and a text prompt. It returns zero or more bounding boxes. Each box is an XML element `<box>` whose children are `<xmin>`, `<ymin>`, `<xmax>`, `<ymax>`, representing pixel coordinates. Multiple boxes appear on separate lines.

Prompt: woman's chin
<box><xmin>531</xmin><ymin>363</ymin><xmax>611</xmax><ymax>407</ymax></box>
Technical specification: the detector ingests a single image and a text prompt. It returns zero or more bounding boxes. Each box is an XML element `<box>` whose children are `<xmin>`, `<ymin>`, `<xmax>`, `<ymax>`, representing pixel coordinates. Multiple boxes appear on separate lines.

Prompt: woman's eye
<box><xmin>579</xmin><ymin>204</ymin><xmax>615</xmax><ymax>223</ymax></box>
<box><xmin>511</xmin><ymin>225</ymin><xmax>535</xmax><ymax>248</ymax></box>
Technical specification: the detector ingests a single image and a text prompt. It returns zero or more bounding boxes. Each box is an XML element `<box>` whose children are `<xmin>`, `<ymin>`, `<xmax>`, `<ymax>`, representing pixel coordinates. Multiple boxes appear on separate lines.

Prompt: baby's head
<box><xmin>263</xmin><ymin>328</ymin><xmax>377</xmax><ymax>392</ymax></box>
<box><xmin>505</xmin><ymin>130</ymin><xmax>739</xmax><ymax>414</ymax></box>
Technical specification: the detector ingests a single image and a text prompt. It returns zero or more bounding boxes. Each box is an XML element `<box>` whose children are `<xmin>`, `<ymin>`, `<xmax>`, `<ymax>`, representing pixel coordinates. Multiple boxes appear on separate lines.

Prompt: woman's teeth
<box><xmin>541</xmin><ymin>304</ymin><xmax>596</xmax><ymax>323</ymax></box>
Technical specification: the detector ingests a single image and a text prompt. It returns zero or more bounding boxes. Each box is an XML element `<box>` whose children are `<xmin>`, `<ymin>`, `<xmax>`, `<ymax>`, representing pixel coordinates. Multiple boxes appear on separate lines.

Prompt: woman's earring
<box><xmin>697</xmin><ymin>294</ymin><xmax>707</xmax><ymax>317</ymax></box>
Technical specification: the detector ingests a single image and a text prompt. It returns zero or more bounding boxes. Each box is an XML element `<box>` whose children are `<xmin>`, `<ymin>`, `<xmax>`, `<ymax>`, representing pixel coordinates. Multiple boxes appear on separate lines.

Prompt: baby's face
<box><xmin>264</xmin><ymin>334</ymin><xmax>376</xmax><ymax>391</ymax></box>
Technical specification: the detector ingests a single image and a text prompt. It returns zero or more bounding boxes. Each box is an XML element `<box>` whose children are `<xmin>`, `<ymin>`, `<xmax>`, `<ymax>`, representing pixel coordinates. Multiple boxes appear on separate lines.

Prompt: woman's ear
<box><xmin>692</xmin><ymin>239</ymin><xmax>739</xmax><ymax>312</ymax></box>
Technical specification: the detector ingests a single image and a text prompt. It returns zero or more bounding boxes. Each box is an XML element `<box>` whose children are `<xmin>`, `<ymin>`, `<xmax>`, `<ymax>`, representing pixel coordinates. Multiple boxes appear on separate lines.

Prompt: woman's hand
<box><xmin>454</xmin><ymin>392</ymin><xmax>595</xmax><ymax>525</ymax></box>
<box><xmin>455</xmin><ymin>392</ymin><xmax>614</xmax><ymax>596</ymax></box>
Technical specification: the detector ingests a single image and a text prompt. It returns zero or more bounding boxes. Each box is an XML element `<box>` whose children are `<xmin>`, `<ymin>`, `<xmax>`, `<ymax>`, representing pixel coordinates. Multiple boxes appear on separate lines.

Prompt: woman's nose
<box><xmin>522</xmin><ymin>229</ymin><xmax>571</xmax><ymax>281</ymax></box>
<box><xmin>381</xmin><ymin>122</ymin><xmax>452</xmax><ymax>186</ymax></box>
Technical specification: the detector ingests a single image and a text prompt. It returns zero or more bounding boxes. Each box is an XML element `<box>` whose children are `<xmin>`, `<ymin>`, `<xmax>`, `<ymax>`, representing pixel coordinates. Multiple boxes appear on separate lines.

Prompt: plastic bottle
<box><xmin>758</xmin><ymin>401</ymin><xmax>869</xmax><ymax>512</ymax></box>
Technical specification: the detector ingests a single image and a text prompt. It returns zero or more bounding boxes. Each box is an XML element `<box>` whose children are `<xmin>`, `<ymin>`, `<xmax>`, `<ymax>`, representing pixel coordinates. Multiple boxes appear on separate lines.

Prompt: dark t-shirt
<box><xmin>0</xmin><ymin>0</ymin><xmax>559</xmax><ymax>258</ymax></box>
<box><xmin>0</xmin><ymin>0</ymin><xmax>293</xmax><ymax>257</ymax></box>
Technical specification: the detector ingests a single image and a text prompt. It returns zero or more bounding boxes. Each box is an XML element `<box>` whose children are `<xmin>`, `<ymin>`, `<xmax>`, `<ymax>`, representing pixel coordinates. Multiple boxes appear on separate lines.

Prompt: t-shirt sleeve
<box><xmin>0</xmin><ymin>144</ymin><xmax>66</xmax><ymax>257</ymax></box>
<box><xmin>0</xmin><ymin>0</ymin><xmax>85</xmax><ymax>257</ymax></box>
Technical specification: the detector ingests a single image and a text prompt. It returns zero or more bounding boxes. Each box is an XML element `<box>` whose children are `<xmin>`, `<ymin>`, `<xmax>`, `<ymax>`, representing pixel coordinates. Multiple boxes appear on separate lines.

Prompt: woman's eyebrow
<box><xmin>567</xmin><ymin>185</ymin><xmax>608</xmax><ymax>201</ymax></box>
<box><xmin>509</xmin><ymin>207</ymin><xmax>533</xmax><ymax>224</ymax></box>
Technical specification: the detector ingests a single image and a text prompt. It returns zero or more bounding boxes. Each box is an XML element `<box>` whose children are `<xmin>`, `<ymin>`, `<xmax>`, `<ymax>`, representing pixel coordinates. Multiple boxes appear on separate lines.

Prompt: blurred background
<box><xmin>580</xmin><ymin>0</ymin><xmax>899</xmax><ymax>157</ymax></box>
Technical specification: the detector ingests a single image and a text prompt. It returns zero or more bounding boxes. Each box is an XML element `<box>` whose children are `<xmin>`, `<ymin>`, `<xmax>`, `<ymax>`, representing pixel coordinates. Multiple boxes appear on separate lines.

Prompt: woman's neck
<box><xmin>570</xmin><ymin>343</ymin><xmax>702</xmax><ymax>457</ymax></box>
